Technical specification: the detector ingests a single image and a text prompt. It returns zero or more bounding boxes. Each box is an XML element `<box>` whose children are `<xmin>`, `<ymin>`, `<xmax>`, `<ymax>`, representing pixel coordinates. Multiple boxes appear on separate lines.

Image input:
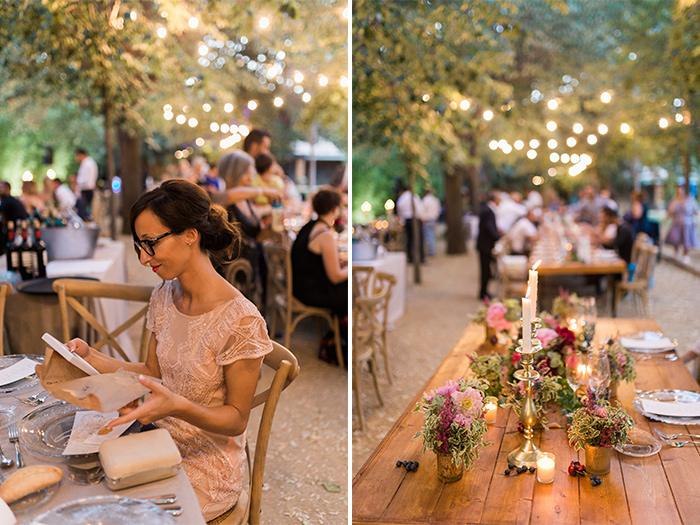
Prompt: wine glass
<box><xmin>586</xmin><ymin>346</ymin><xmax>611</xmax><ymax>399</ymax></box>
<box><xmin>580</xmin><ymin>296</ymin><xmax>597</xmax><ymax>346</ymax></box>
<box><xmin>565</xmin><ymin>351</ymin><xmax>589</xmax><ymax>395</ymax></box>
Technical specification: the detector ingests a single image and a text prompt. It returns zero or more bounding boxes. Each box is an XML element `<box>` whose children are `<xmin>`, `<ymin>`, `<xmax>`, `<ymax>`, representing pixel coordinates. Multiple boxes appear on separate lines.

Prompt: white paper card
<box><xmin>0</xmin><ymin>358</ymin><xmax>37</xmax><ymax>386</ymax></box>
<box><xmin>620</xmin><ymin>336</ymin><xmax>674</xmax><ymax>350</ymax></box>
<box><xmin>62</xmin><ymin>411</ymin><xmax>132</xmax><ymax>455</ymax></box>
<box><xmin>641</xmin><ymin>399</ymin><xmax>700</xmax><ymax>418</ymax></box>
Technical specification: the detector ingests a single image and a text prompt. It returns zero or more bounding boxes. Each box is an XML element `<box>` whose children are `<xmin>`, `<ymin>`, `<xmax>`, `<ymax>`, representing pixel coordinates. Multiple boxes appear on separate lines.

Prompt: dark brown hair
<box><xmin>254</xmin><ymin>153</ymin><xmax>274</xmax><ymax>175</ymax></box>
<box><xmin>243</xmin><ymin>128</ymin><xmax>271</xmax><ymax>153</ymax></box>
<box><xmin>311</xmin><ymin>187</ymin><xmax>342</xmax><ymax>216</ymax></box>
<box><xmin>129</xmin><ymin>179</ymin><xmax>240</xmax><ymax>264</ymax></box>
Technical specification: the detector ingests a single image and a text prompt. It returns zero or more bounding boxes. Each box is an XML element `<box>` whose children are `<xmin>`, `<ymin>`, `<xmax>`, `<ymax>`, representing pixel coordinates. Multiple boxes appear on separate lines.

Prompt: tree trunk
<box><xmin>102</xmin><ymin>97</ymin><xmax>118</xmax><ymax>240</ymax></box>
<box><xmin>465</xmin><ymin>136</ymin><xmax>481</xmax><ymax>213</ymax></box>
<box><xmin>118</xmin><ymin>127</ymin><xmax>143</xmax><ymax>235</ymax></box>
<box><xmin>408</xmin><ymin>170</ymin><xmax>421</xmax><ymax>284</ymax></box>
<box><xmin>444</xmin><ymin>166</ymin><xmax>466</xmax><ymax>255</ymax></box>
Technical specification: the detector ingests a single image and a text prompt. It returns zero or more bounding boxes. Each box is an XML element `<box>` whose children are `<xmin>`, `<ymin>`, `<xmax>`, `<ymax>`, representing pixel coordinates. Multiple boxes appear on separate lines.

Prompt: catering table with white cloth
<box><xmin>352</xmin><ymin>251</ymin><xmax>407</xmax><ymax>324</ymax></box>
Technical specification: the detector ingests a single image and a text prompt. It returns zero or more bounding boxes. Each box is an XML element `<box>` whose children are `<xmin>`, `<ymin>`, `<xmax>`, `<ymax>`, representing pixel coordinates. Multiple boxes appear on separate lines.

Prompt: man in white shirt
<box><xmin>495</xmin><ymin>191</ymin><xmax>528</xmax><ymax>232</ymax></box>
<box><xmin>47</xmin><ymin>177</ymin><xmax>77</xmax><ymax>210</ymax></box>
<box><xmin>75</xmin><ymin>148</ymin><xmax>98</xmax><ymax>208</ymax></box>
<box><xmin>509</xmin><ymin>208</ymin><xmax>540</xmax><ymax>255</ymax></box>
<box><xmin>421</xmin><ymin>188</ymin><xmax>442</xmax><ymax>256</ymax></box>
<box><xmin>396</xmin><ymin>184</ymin><xmax>425</xmax><ymax>263</ymax></box>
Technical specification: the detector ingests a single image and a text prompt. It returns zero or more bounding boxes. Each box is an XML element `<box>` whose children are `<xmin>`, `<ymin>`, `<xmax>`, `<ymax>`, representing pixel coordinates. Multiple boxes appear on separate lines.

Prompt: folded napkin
<box><xmin>641</xmin><ymin>399</ymin><xmax>700</xmax><ymax>418</ymax></box>
<box><xmin>620</xmin><ymin>336</ymin><xmax>674</xmax><ymax>350</ymax></box>
<box><xmin>0</xmin><ymin>358</ymin><xmax>37</xmax><ymax>386</ymax></box>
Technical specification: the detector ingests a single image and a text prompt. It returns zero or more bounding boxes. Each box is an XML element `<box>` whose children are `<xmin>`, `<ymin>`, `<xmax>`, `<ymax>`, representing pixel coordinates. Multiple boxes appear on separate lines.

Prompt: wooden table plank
<box><xmin>353</xmin><ymin>318</ymin><xmax>699</xmax><ymax>524</ymax></box>
<box><xmin>536</xmin><ymin>260</ymin><xmax>627</xmax><ymax>276</ymax></box>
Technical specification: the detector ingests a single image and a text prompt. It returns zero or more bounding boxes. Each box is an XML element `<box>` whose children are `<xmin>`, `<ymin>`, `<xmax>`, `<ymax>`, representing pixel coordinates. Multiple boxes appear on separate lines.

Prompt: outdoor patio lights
<box><xmin>302</xmin><ymin>93</ymin><xmax>312</xmax><ymax>103</ymax></box>
<box><xmin>676</xmin><ymin>113</ymin><xmax>683</xmax><ymax>122</ymax></box>
<box><xmin>561</xmin><ymin>153</ymin><xmax>570</xmax><ymax>163</ymax></box>
<box><xmin>566</xmin><ymin>137</ymin><xmax>577</xmax><ymax>147</ymax></box>
<box><xmin>210</xmin><ymin>123</ymin><xmax>219</xmax><ymax>132</ymax></box>
<box><xmin>489</xmin><ymin>140</ymin><xmax>499</xmax><ymax>150</ymax></box>
<box><xmin>248</xmin><ymin>101</ymin><xmax>258</xmax><ymax>110</ymax></box>
<box><xmin>573</xmin><ymin>122</ymin><xmax>584</xmax><ymax>134</ymax></box>
<box><xmin>600</xmin><ymin>91</ymin><xmax>612</xmax><ymax>103</ymax></box>
<box><xmin>548</xmin><ymin>168</ymin><xmax>557</xmax><ymax>177</ymax></box>
<box><xmin>529</xmin><ymin>139</ymin><xmax>540</xmax><ymax>149</ymax></box>
<box><xmin>221</xmin><ymin>124</ymin><xmax>230</xmax><ymax>133</ymax></box>
<box><xmin>460</xmin><ymin>99</ymin><xmax>471</xmax><ymax>110</ymax></box>
<box><xmin>294</xmin><ymin>72</ymin><xmax>304</xmax><ymax>83</ymax></box>
<box><xmin>188</xmin><ymin>118</ymin><xmax>198</xmax><ymax>128</ymax></box>
<box><xmin>198</xmin><ymin>45</ymin><xmax>208</xmax><ymax>56</ymax></box>
<box><xmin>259</xmin><ymin>17</ymin><xmax>270</xmax><ymax>29</ymax></box>
<box><xmin>340</xmin><ymin>76</ymin><xmax>349</xmax><ymax>87</ymax></box>
<box><xmin>547</xmin><ymin>139</ymin><xmax>558</xmax><ymax>149</ymax></box>
<box><xmin>527</xmin><ymin>149</ymin><xmax>537</xmax><ymax>159</ymax></box>
<box><xmin>22</xmin><ymin>171</ymin><xmax>33</xmax><ymax>182</ymax></box>
<box><xmin>224</xmin><ymin>103</ymin><xmax>234</xmax><ymax>113</ymax></box>
<box><xmin>550</xmin><ymin>153</ymin><xmax>560</xmax><ymax>163</ymax></box>
<box><xmin>157</xmin><ymin>27</ymin><xmax>167</xmax><ymax>38</ymax></box>
<box><xmin>659</xmin><ymin>118</ymin><xmax>669</xmax><ymax>128</ymax></box>
<box><xmin>547</xmin><ymin>99</ymin><xmax>559</xmax><ymax>110</ymax></box>
<box><xmin>202</xmin><ymin>104</ymin><xmax>211</xmax><ymax>112</ymax></box>
<box><xmin>546</xmin><ymin>121</ymin><xmax>557</xmax><ymax>131</ymax></box>
<box><xmin>598</xmin><ymin>124</ymin><xmax>608</xmax><ymax>134</ymax></box>
<box><xmin>163</xmin><ymin>112</ymin><xmax>173</xmax><ymax>121</ymax></box>
<box><xmin>175</xmin><ymin>115</ymin><xmax>186</xmax><ymax>125</ymax></box>
<box><xmin>483</xmin><ymin>110</ymin><xmax>494</xmax><ymax>120</ymax></box>
<box><xmin>319</xmin><ymin>75</ymin><xmax>329</xmax><ymax>86</ymax></box>
<box><xmin>514</xmin><ymin>140</ymin><xmax>525</xmax><ymax>150</ymax></box>
<box><xmin>274</xmin><ymin>97</ymin><xmax>284</xmax><ymax>107</ymax></box>
<box><xmin>188</xmin><ymin>17</ymin><xmax>198</xmax><ymax>28</ymax></box>
<box><xmin>587</xmin><ymin>134</ymin><xmax>598</xmax><ymax>145</ymax></box>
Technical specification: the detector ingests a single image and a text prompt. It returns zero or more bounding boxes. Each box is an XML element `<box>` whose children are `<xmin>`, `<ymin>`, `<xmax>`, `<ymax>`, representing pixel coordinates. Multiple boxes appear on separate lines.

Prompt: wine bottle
<box><xmin>32</xmin><ymin>219</ymin><xmax>48</xmax><ymax>278</ymax></box>
<box><xmin>5</xmin><ymin>221</ymin><xmax>19</xmax><ymax>273</ymax></box>
<box><xmin>18</xmin><ymin>220</ymin><xmax>34</xmax><ymax>281</ymax></box>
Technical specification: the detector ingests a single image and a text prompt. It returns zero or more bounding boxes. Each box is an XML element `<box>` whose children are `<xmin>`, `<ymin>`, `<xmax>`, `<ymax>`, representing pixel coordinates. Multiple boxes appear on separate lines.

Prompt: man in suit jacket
<box><xmin>477</xmin><ymin>190</ymin><xmax>502</xmax><ymax>300</ymax></box>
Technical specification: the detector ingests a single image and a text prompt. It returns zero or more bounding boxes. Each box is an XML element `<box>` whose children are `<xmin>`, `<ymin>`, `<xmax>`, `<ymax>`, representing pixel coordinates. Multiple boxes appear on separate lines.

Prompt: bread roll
<box><xmin>0</xmin><ymin>465</ymin><xmax>63</xmax><ymax>504</ymax></box>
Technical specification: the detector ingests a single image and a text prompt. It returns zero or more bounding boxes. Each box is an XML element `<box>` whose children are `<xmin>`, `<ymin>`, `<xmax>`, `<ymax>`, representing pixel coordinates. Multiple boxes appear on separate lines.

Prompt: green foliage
<box><xmin>567</xmin><ymin>393</ymin><xmax>633</xmax><ymax>450</ymax></box>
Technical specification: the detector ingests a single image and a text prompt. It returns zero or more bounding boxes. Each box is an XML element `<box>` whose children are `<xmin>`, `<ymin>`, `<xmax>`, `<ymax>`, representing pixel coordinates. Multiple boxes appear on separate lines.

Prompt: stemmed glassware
<box><xmin>579</xmin><ymin>296</ymin><xmax>597</xmax><ymax>347</ymax></box>
<box><xmin>586</xmin><ymin>345</ymin><xmax>611</xmax><ymax>398</ymax></box>
<box><xmin>565</xmin><ymin>351</ymin><xmax>589</xmax><ymax>396</ymax></box>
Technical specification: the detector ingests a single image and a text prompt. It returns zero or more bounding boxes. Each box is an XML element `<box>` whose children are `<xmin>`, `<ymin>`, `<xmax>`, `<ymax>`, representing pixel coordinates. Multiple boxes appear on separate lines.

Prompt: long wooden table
<box><xmin>352</xmin><ymin>318</ymin><xmax>700</xmax><ymax>524</ymax></box>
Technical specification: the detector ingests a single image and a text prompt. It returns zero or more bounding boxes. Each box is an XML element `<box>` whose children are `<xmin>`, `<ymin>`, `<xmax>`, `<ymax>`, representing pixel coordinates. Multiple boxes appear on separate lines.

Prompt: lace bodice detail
<box><xmin>146</xmin><ymin>280</ymin><xmax>272</xmax><ymax>520</ymax></box>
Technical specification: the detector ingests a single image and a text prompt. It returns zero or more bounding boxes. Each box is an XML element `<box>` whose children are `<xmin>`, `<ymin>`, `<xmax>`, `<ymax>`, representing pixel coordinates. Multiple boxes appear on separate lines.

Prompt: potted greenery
<box><xmin>414</xmin><ymin>378</ymin><xmax>490</xmax><ymax>483</ymax></box>
<box><xmin>567</xmin><ymin>391</ymin><xmax>634</xmax><ymax>475</ymax></box>
<box><xmin>605</xmin><ymin>339</ymin><xmax>637</xmax><ymax>398</ymax></box>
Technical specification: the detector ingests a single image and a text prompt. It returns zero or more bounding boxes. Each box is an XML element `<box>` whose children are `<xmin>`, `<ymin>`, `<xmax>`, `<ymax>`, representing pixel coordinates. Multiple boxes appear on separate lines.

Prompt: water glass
<box><xmin>565</xmin><ymin>351</ymin><xmax>589</xmax><ymax>394</ymax></box>
<box><xmin>586</xmin><ymin>346</ymin><xmax>610</xmax><ymax>398</ymax></box>
<box><xmin>580</xmin><ymin>297</ymin><xmax>597</xmax><ymax>344</ymax></box>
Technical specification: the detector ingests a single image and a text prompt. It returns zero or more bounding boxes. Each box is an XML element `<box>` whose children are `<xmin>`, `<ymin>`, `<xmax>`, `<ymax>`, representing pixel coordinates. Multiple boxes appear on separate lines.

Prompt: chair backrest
<box><xmin>223</xmin><ymin>259</ymin><xmax>258</xmax><ymax>306</ymax></box>
<box><xmin>52</xmin><ymin>278</ymin><xmax>154</xmax><ymax>362</ymax></box>
<box><xmin>247</xmin><ymin>340</ymin><xmax>299</xmax><ymax>525</ymax></box>
<box><xmin>371</xmin><ymin>271</ymin><xmax>395</xmax><ymax>331</ymax></box>
<box><xmin>352</xmin><ymin>265</ymin><xmax>374</xmax><ymax>299</ymax></box>
<box><xmin>352</xmin><ymin>289</ymin><xmax>387</xmax><ymax>363</ymax></box>
<box><xmin>636</xmin><ymin>244</ymin><xmax>659</xmax><ymax>283</ymax></box>
<box><xmin>0</xmin><ymin>282</ymin><xmax>12</xmax><ymax>356</ymax></box>
<box><xmin>263</xmin><ymin>243</ymin><xmax>291</xmax><ymax>307</ymax></box>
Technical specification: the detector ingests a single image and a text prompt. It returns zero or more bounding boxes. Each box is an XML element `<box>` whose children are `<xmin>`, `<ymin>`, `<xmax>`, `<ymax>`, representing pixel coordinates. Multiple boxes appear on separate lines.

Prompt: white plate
<box><xmin>614</xmin><ymin>428</ymin><xmax>662</xmax><ymax>457</ymax></box>
<box><xmin>633</xmin><ymin>389</ymin><xmax>700</xmax><ymax>425</ymax></box>
<box><xmin>0</xmin><ymin>355</ymin><xmax>43</xmax><ymax>394</ymax></box>
<box><xmin>620</xmin><ymin>332</ymin><xmax>677</xmax><ymax>354</ymax></box>
<box><xmin>30</xmin><ymin>495</ymin><xmax>175</xmax><ymax>524</ymax></box>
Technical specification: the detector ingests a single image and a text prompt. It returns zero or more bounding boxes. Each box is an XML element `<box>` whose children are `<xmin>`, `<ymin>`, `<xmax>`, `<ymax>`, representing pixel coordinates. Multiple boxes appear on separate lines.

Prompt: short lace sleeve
<box><xmin>146</xmin><ymin>281</ymin><xmax>169</xmax><ymax>334</ymax></box>
<box><xmin>215</xmin><ymin>306</ymin><xmax>273</xmax><ymax>366</ymax></box>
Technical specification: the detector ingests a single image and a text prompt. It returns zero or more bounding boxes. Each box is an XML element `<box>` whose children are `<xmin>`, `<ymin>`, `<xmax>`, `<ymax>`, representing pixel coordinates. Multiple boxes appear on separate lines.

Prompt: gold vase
<box><xmin>584</xmin><ymin>444</ymin><xmax>612</xmax><ymax>476</ymax></box>
<box><xmin>483</xmin><ymin>326</ymin><xmax>498</xmax><ymax>351</ymax></box>
<box><xmin>609</xmin><ymin>381</ymin><xmax>618</xmax><ymax>401</ymax></box>
<box><xmin>436</xmin><ymin>453</ymin><xmax>463</xmax><ymax>483</ymax></box>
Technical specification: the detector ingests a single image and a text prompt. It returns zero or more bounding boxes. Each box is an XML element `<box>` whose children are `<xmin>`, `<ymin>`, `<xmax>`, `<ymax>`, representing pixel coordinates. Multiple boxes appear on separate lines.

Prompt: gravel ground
<box><xmin>123</xmin><ymin>236</ymin><xmax>348</xmax><ymax>525</ymax></box>
<box><xmin>352</xmin><ymin>236</ymin><xmax>700</xmax><ymax>476</ymax></box>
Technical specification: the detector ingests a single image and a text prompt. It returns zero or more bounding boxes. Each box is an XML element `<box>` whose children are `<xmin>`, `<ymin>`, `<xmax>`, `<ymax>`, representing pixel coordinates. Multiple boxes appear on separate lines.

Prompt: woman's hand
<box><xmin>107</xmin><ymin>375</ymin><xmax>182</xmax><ymax>429</ymax></box>
<box><xmin>65</xmin><ymin>338</ymin><xmax>91</xmax><ymax>359</ymax></box>
<box><xmin>263</xmin><ymin>187</ymin><xmax>283</xmax><ymax>200</ymax></box>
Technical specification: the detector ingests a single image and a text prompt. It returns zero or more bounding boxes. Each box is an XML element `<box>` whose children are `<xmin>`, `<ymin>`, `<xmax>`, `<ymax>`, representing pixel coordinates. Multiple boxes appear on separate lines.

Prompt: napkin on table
<box><xmin>620</xmin><ymin>336</ymin><xmax>674</xmax><ymax>350</ymax></box>
<box><xmin>640</xmin><ymin>399</ymin><xmax>700</xmax><ymax>418</ymax></box>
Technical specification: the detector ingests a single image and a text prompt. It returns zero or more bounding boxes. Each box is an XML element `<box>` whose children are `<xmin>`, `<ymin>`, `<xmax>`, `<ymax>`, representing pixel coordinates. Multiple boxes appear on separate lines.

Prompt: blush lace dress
<box><xmin>146</xmin><ymin>280</ymin><xmax>272</xmax><ymax>520</ymax></box>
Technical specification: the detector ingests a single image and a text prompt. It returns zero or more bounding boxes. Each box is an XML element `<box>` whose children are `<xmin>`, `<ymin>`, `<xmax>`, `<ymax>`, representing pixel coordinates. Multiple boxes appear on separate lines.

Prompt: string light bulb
<box><xmin>483</xmin><ymin>110</ymin><xmax>494</xmax><ymax>121</ymax></box>
<box><xmin>259</xmin><ymin>17</ymin><xmax>270</xmax><ymax>29</ymax></box>
<box><xmin>600</xmin><ymin>91</ymin><xmax>612</xmax><ymax>103</ymax></box>
<box><xmin>620</xmin><ymin>123</ymin><xmax>631</xmax><ymax>134</ymax></box>
<box><xmin>659</xmin><ymin>117</ymin><xmax>669</xmax><ymax>128</ymax></box>
<box><xmin>460</xmin><ymin>99</ymin><xmax>470</xmax><ymax>111</ymax></box>
<box><xmin>188</xmin><ymin>17</ymin><xmax>198</xmax><ymax>28</ymax></box>
<box><xmin>248</xmin><ymin>100</ymin><xmax>258</xmax><ymax>110</ymax></box>
<box><xmin>598</xmin><ymin>124</ymin><xmax>608</xmax><ymax>135</ymax></box>
<box><xmin>573</xmin><ymin>123</ymin><xmax>583</xmax><ymax>134</ymax></box>
<box><xmin>547</xmin><ymin>99</ymin><xmax>559</xmax><ymax>110</ymax></box>
<box><xmin>546</xmin><ymin>121</ymin><xmax>557</xmax><ymax>131</ymax></box>
<box><xmin>274</xmin><ymin>97</ymin><xmax>284</xmax><ymax>107</ymax></box>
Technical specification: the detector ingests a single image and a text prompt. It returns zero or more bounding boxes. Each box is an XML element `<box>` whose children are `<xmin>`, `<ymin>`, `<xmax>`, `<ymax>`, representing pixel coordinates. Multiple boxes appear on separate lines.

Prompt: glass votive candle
<box><xmin>483</xmin><ymin>396</ymin><xmax>498</xmax><ymax>424</ymax></box>
<box><xmin>536</xmin><ymin>452</ymin><xmax>556</xmax><ymax>484</ymax></box>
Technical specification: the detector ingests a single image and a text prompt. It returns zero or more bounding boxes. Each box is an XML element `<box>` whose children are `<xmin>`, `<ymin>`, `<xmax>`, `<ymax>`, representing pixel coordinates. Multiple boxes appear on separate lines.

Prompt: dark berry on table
<box><xmin>396</xmin><ymin>460</ymin><xmax>403</xmax><ymax>467</ymax></box>
<box><xmin>508</xmin><ymin>462</ymin><xmax>515</xmax><ymax>470</ymax></box>
<box><xmin>529</xmin><ymin>466</ymin><xmax>536</xmax><ymax>473</ymax></box>
<box><xmin>505</xmin><ymin>469</ymin><xmax>511</xmax><ymax>476</ymax></box>
<box><xmin>517</xmin><ymin>466</ymin><xmax>527</xmax><ymax>474</ymax></box>
<box><xmin>568</xmin><ymin>461</ymin><xmax>577</xmax><ymax>476</ymax></box>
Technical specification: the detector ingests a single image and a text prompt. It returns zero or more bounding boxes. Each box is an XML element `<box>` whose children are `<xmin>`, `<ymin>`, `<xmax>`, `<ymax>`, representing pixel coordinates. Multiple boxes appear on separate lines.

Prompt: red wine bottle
<box><xmin>32</xmin><ymin>219</ymin><xmax>47</xmax><ymax>278</ymax></box>
<box><xmin>5</xmin><ymin>221</ymin><xmax>19</xmax><ymax>273</ymax></box>
<box><xmin>19</xmin><ymin>220</ymin><xmax>34</xmax><ymax>280</ymax></box>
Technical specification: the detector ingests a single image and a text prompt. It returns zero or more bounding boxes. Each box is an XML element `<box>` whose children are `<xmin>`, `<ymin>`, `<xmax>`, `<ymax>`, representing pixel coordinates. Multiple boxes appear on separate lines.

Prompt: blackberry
<box><xmin>396</xmin><ymin>460</ymin><xmax>403</xmax><ymax>468</ymax></box>
<box><xmin>508</xmin><ymin>462</ymin><xmax>515</xmax><ymax>470</ymax></box>
<box><xmin>504</xmin><ymin>469</ymin><xmax>511</xmax><ymax>476</ymax></box>
<box><xmin>529</xmin><ymin>466</ymin><xmax>536</xmax><ymax>474</ymax></box>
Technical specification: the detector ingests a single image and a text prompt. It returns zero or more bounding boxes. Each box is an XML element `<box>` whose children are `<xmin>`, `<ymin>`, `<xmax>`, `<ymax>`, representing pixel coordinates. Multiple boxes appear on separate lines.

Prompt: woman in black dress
<box><xmin>291</xmin><ymin>188</ymin><xmax>348</xmax><ymax>352</ymax></box>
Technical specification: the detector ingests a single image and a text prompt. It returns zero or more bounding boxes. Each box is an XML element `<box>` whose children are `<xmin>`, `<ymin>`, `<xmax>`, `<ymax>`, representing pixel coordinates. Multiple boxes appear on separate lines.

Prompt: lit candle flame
<box><xmin>532</xmin><ymin>260</ymin><xmax>542</xmax><ymax>271</ymax></box>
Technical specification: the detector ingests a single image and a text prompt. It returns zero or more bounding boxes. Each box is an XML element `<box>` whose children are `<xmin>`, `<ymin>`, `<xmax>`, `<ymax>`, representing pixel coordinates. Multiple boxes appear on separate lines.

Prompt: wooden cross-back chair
<box><xmin>208</xmin><ymin>340</ymin><xmax>299</xmax><ymax>525</ymax></box>
<box><xmin>53</xmin><ymin>278</ymin><xmax>154</xmax><ymax>362</ymax></box>
<box><xmin>223</xmin><ymin>258</ymin><xmax>259</xmax><ymax>308</ymax></box>
<box><xmin>371</xmin><ymin>271</ymin><xmax>396</xmax><ymax>384</ymax></box>
<box><xmin>0</xmin><ymin>282</ymin><xmax>12</xmax><ymax>356</ymax></box>
<box><xmin>351</xmin><ymin>265</ymin><xmax>374</xmax><ymax>299</ymax></box>
<box><xmin>263</xmin><ymin>244</ymin><xmax>344</xmax><ymax>368</ymax></box>
<box><xmin>614</xmin><ymin>243</ymin><xmax>659</xmax><ymax>317</ymax></box>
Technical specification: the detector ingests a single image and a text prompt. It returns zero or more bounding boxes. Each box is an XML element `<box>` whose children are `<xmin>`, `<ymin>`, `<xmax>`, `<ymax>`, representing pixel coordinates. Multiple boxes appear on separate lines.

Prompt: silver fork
<box><xmin>8</xmin><ymin>425</ymin><xmax>23</xmax><ymax>468</ymax></box>
<box><xmin>657</xmin><ymin>434</ymin><xmax>700</xmax><ymax>448</ymax></box>
<box><xmin>30</xmin><ymin>393</ymin><xmax>51</xmax><ymax>406</ymax></box>
<box><xmin>654</xmin><ymin>429</ymin><xmax>700</xmax><ymax>440</ymax></box>
<box><xmin>17</xmin><ymin>391</ymin><xmax>47</xmax><ymax>406</ymax></box>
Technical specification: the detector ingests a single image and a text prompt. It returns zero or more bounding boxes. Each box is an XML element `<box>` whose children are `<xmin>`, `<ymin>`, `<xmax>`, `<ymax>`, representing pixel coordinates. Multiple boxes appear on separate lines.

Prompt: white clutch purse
<box><xmin>99</xmin><ymin>428</ymin><xmax>182</xmax><ymax>490</ymax></box>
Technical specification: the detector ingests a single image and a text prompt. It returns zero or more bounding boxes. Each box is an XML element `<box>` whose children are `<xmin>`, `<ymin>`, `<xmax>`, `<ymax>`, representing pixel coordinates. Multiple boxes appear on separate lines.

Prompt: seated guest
<box><xmin>45</xmin><ymin>176</ymin><xmax>77</xmax><ymax>211</ymax></box>
<box><xmin>291</xmin><ymin>188</ymin><xmax>348</xmax><ymax>361</ymax></box>
<box><xmin>599</xmin><ymin>206</ymin><xmax>634</xmax><ymax>264</ymax></box>
<box><xmin>509</xmin><ymin>208</ymin><xmax>540</xmax><ymax>256</ymax></box>
<box><xmin>20</xmin><ymin>180</ymin><xmax>47</xmax><ymax>216</ymax></box>
<box><xmin>252</xmin><ymin>153</ymin><xmax>285</xmax><ymax>206</ymax></box>
<box><xmin>66</xmin><ymin>180</ymin><xmax>272</xmax><ymax>521</ymax></box>
<box><xmin>0</xmin><ymin>181</ymin><xmax>29</xmax><ymax>224</ymax></box>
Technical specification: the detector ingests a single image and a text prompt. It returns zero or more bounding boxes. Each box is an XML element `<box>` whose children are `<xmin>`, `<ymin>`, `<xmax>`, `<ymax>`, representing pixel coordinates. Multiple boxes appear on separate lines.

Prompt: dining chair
<box><xmin>223</xmin><ymin>258</ymin><xmax>259</xmax><ymax>308</ymax></box>
<box><xmin>351</xmin><ymin>265</ymin><xmax>374</xmax><ymax>299</ymax></box>
<box><xmin>352</xmin><ymin>288</ymin><xmax>388</xmax><ymax>430</ymax></box>
<box><xmin>371</xmin><ymin>271</ymin><xmax>396</xmax><ymax>384</ymax></box>
<box><xmin>614</xmin><ymin>243</ymin><xmax>659</xmax><ymax>317</ymax></box>
<box><xmin>208</xmin><ymin>340</ymin><xmax>300</xmax><ymax>525</ymax></box>
<box><xmin>0</xmin><ymin>282</ymin><xmax>13</xmax><ymax>356</ymax></box>
<box><xmin>262</xmin><ymin>244</ymin><xmax>344</xmax><ymax>368</ymax></box>
<box><xmin>53</xmin><ymin>278</ymin><xmax>154</xmax><ymax>362</ymax></box>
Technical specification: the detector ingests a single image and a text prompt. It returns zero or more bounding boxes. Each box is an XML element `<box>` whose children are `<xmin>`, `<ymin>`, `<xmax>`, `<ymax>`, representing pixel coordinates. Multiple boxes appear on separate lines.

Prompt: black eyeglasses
<box><xmin>133</xmin><ymin>231</ymin><xmax>175</xmax><ymax>257</ymax></box>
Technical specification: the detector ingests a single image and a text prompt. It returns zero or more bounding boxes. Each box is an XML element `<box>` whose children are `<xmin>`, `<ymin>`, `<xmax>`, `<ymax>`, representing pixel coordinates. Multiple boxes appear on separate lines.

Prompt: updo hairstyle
<box><xmin>311</xmin><ymin>187</ymin><xmax>342</xmax><ymax>216</ymax></box>
<box><xmin>217</xmin><ymin>150</ymin><xmax>254</xmax><ymax>188</ymax></box>
<box><xmin>129</xmin><ymin>179</ymin><xmax>240</xmax><ymax>264</ymax></box>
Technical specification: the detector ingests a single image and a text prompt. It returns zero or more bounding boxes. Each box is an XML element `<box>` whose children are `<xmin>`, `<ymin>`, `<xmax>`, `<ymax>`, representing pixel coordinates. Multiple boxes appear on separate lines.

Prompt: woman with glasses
<box><xmin>65</xmin><ymin>179</ymin><xmax>272</xmax><ymax>521</ymax></box>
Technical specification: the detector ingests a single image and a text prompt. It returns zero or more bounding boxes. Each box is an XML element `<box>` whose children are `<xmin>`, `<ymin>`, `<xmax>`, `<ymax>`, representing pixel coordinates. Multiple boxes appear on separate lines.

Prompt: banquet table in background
<box><xmin>353</xmin><ymin>318</ymin><xmax>700</xmax><ymax>524</ymax></box>
<box><xmin>1</xmin><ymin>238</ymin><xmax>137</xmax><ymax>360</ymax></box>
<box><xmin>352</xmin><ymin>252</ymin><xmax>407</xmax><ymax>324</ymax></box>
<box><xmin>0</xmin><ymin>386</ymin><xmax>205</xmax><ymax>524</ymax></box>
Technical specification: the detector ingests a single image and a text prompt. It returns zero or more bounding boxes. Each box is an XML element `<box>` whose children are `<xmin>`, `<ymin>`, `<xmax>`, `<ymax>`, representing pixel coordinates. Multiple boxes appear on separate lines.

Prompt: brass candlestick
<box><xmin>508</xmin><ymin>318</ymin><xmax>542</xmax><ymax>468</ymax></box>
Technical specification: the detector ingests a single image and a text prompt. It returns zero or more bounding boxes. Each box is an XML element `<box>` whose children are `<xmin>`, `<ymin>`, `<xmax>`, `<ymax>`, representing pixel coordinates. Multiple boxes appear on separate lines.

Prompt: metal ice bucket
<box><xmin>40</xmin><ymin>225</ymin><xmax>101</xmax><ymax>261</ymax></box>
<box><xmin>352</xmin><ymin>239</ymin><xmax>379</xmax><ymax>261</ymax></box>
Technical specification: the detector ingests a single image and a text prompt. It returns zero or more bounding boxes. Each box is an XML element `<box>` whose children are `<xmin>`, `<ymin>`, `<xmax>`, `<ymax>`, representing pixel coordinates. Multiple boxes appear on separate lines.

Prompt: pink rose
<box><xmin>486</xmin><ymin>302</ymin><xmax>511</xmax><ymax>332</ymax></box>
<box><xmin>453</xmin><ymin>413</ymin><xmax>473</xmax><ymax>429</ymax></box>
<box><xmin>512</xmin><ymin>353</ymin><xmax>522</xmax><ymax>365</ymax></box>
<box><xmin>451</xmin><ymin>390</ymin><xmax>467</xmax><ymax>404</ymax></box>
<box><xmin>436</xmin><ymin>379</ymin><xmax>459</xmax><ymax>397</ymax></box>
<box><xmin>536</xmin><ymin>328</ymin><xmax>559</xmax><ymax>350</ymax></box>
<box><xmin>618</xmin><ymin>353</ymin><xmax>627</xmax><ymax>366</ymax></box>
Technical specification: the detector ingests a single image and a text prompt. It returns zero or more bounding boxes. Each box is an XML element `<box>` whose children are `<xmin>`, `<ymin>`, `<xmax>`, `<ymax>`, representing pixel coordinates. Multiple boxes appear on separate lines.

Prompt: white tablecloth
<box><xmin>352</xmin><ymin>252</ymin><xmax>407</xmax><ymax>324</ymax></box>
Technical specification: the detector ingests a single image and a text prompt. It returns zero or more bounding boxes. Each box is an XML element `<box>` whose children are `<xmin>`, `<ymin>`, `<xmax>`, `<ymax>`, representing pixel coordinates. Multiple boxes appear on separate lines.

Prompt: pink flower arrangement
<box><xmin>485</xmin><ymin>302</ymin><xmax>511</xmax><ymax>332</ymax></box>
<box><xmin>536</xmin><ymin>328</ymin><xmax>559</xmax><ymax>349</ymax></box>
